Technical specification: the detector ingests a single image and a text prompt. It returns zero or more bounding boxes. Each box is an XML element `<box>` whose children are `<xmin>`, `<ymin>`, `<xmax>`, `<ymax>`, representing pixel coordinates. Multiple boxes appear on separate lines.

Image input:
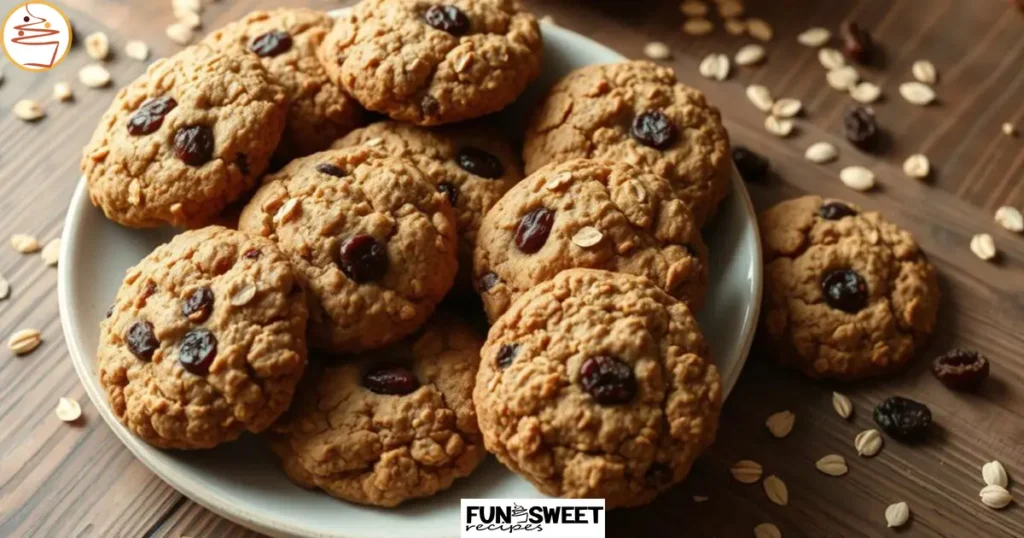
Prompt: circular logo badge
<box><xmin>2</xmin><ymin>2</ymin><xmax>72</xmax><ymax>72</ymax></box>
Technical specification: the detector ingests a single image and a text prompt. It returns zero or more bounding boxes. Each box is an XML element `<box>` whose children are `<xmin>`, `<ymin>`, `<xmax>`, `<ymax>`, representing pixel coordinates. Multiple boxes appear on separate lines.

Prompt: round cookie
<box><xmin>238</xmin><ymin>146</ymin><xmax>458</xmax><ymax>353</ymax></box>
<box><xmin>523</xmin><ymin>60</ymin><xmax>731</xmax><ymax>227</ymax></box>
<box><xmin>82</xmin><ymin>45</ymin><xmax>287</xmax><ymax>229</ymax></box>
<box><xmin>98</xmin><ymin>226</ymin><xmax>308</xmax><ymax>449</ymax></box>
<box><xmin>270</xmin><ymin>314</ymin><xmax>486</xmax><ymax>507</ymax></box>
<box><xmin>331</xmin><ymin>120</ymin><xmax>521</xmax><ymax>289</ymax></box>
<box><xmin>473</xmin><ymin>158</ymin><xmax>708</xmax><ymax>322</ymax></box>
<box><xmin>760</xmin><ymin>195</ymin><xmax>940</xmax><ymax>380</ymax></box>
<box><xmin>202</xmin><ymin>8</ymin><xmax>364</xmax><ymax>162</ymax></box>
<box><xmin>318</xmin><ymin>0</ymin><xmax>543</xmax><ymax>125</ymax></box>
<box><xmin>474</xmin><ymin>269</ymin><xmax>722</xmax><ymax>508</ymax></box>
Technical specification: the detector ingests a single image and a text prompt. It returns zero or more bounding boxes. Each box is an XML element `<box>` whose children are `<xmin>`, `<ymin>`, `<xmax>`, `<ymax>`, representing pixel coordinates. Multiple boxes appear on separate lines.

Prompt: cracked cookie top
<box><xmin>523</xmin><ymin>61</ymin><xmax>731</xmax><ymax>227</ymax></box>
<box><xmin>270</xmin><ymin>313</ymin><xmax>485</xmax><ymax>507</ymax></box>
<box><xmin>474</xmin><ymin>269</ymin><xmax>721</xmax><ymax>508</ymax></box>
<box><xmin>98</xmin><ymin>226</ymin><xmax>308</xmax><ymax>449</ymax></box>
<box><xmin>760</xmin><ymin>195</ymin><xmax>940</xmax><ymax>380</ymax></box>
<box><xmin>202</xmin><ymin>8</ymin><xmax>364</xmax><ymax>162</ymax></box>
<box><xmin>318</xmin><ymin>0</ymin><xmax>543</xmax><ymax>125</ymax></box>
<box><xmin>82</xmin><ymin>45</ymin><xmax>287</xmax><ymax>229</ymax></box>
<box><xmin>237</xmin><ymin>146</ymin><xmax>458</xmax><ymax>353</ymax></box>
<box><xmin>473</xmin><ymin>158</ymin><xmax>707</xmax><ymax>322</ymax></box>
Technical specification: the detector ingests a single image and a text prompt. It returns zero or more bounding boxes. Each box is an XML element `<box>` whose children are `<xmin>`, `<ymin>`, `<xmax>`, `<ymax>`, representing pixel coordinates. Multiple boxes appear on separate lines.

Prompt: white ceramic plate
<box><xmin>58</xmin><ymin>21</ymin><xmax>762</xmax><ymax>538</ymax></box>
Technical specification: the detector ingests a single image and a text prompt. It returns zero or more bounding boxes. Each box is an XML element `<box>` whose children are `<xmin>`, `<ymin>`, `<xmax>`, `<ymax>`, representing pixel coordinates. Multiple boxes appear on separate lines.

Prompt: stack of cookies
<box><xmin>85</xmin><ymin>0</ymin><xmax>730</xmax><ymax>509</ymax></box>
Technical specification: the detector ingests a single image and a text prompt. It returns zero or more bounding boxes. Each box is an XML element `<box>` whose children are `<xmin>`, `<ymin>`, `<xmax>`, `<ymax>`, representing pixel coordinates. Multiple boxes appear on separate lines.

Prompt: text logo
<box><xmin>2</xmin><ymin>2</ymin><xmax>72</xmax><ymax>71</ymax></box>
<box><xmin>461</xmin><ymin>499</ymin><xmax>605</xmax><ymax>537</ymax></box>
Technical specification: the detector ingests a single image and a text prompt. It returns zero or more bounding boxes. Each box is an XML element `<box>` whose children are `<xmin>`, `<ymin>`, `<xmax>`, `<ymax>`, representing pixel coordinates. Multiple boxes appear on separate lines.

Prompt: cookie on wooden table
<box><xmin>474</xmin><ymin>269</ymin><xmax>722</xmax><ymax>508</ymax></box>
<box><xmin>473</xmin><ymin>158</ymin><xmax>708</xmax><ymax>322</ymax></box>
<box><xmin>318</xmin><ymin>0</ymin><xmax>543</xmax><ymax>125</ymax></box>
<box><xmin>270</xmin><ymin>314</ymin><xmax>486</xmax><ymax>507</ymax></box>
<box><xmin>98</xmin><ymin>226</ymin><xmax>308</xmax><ymax>449</ymax></box>
<box><xmin>202</xmin><ymin>8</ymin><xmax>364</xmax><ymax>162</ymax></box>
<box><xmin>523</xmin><ymin>60</ymin><xmax>731</xmax><ymax>227</ymax></box>
<box><xmin>238</xmin><ymin>146</ymin><xmax>458</xmax><ymax>353</ymax></box>
<box><xmin>760</xmin><ymin>195</ymin><xmax>940</xmax><ymax>380</ymax></box>
<box><xmin>83</xmin><ymin>46</ymin><xmax>287</xmax><ymax>229</ymax></box>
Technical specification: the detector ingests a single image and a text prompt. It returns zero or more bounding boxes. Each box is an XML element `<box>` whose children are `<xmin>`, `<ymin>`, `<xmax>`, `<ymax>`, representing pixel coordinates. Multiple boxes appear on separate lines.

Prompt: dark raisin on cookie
<box><xmin>126</xmin><ymin>320</ymin><xmax>158</xmax><ymax>361</ymax></box>
<box><xmin>423</xmin><ymin>5</ymin><xmax>470</xmax><ymax>36</ymax></box>
<box><xmin>249</xmin><ymin>31</ymin><xmax>293</xmax><ymax>57</ymax></box>
<box><xmin>316</xmin><ymin>163</ymin><xmax>346</xmax><ymax>177</ymax></box>
<box><xmin>421</xmin><ymin>95</ymin><xmax>441</xmax><ymax>116</ymax></box>
<box><xmin>437</xmin><ymin>182</ymin><xmax>459</xmax><ymax>206</ymax></box>
<box><xmin>182</xmin><ymin>286</ymin><xmax>215</xmax><ymax>323</ymax></box>
<box><xmin>630</xmin><ymin>110</ymin><xmax>677</xmax><ymax>149</ymax></box>
<box><xmin>579</xmin><ymin>355</ymin><xmax>637</xmax><ymax>405</ymax></box>
<box><xmin>243</xmin><ymin>248</ymin><xmax>262</xmax><ymax>260</ymax></box>
<box><xmin>479</xmin><ymin>272</ymin><xmax>500</xmax><ymax>291</ymax></box>
<box><xmin>178</xmin><ymin>328</ymin><xmax>218</xmax><ymax>375</ymax></box>
<box><xmin>362</xmin><ymin>365</ymin><xmax>420</xmax><ymax>395</ymax></box>
<box><xmin>127</xmin><ymin>96</ymin><xmax>178</xmax><ymax>136</ymax></box>
<box><xmin>338</xmin><ymin>234</ymin><xmax>389</xmax><ymax>283</ymax></box>
<box><xmin>496</xmin><ymin>344</ymin><xmax>520</xmax><ymax>369</ymax></box>
<box><xmin>821</xmin><ymin>269</ymin><xmax>869</xmax><ymax>313</ymax></box>
<box><xmin>514</xmin><ymin>207</ymin><xmax>555</xmax><ymax>254</ymax></box>
<box><xmin>819</xmin><ymin>200</ymin><xmax>858</xmax><ymax>220</ymax></box>
<box><xmin>235</xmin><ymin>153</ymin><xmax>250</xmax><ymax>175</ymax></box>
<box><xmin>173</xmin><ymin>125</ymin><xmax>215</xmax><ymax>166</ymax></box>
<box><xmin>456</xmin><ymin>147</ymin><xmax>504</xmax><ymax>179</ymax></box>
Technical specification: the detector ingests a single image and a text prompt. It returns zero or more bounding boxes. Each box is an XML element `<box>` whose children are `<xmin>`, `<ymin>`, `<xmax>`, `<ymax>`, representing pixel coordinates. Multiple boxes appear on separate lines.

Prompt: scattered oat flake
<box><xmin>717</xmin><ymin>1</ymin><xmax>744</xmax><ymax>18</ymax></box>
<box><xmin>764</xmin><ymin>116</ymin><xmax>793</xmax><ymax>137</ymax></box>
<box><xmin>912</xmin><ymin>60</ymin><xmax>938</xmax><ymax>85</ymax></box>
<box><xmin>53</xmin><ymin>82</ymin><xmax>73</xmax><ymax>102</ymax></box>
<box><xmin>734</xmin><ymin>44</ymin><xmax>766</xmax><ymax>66</ymax></box>
<box><xmin>177</xmin><ymin>9</ymin><xmax>203</xmax><ymax>30</ymax></box>
<box><xmin>797</xmin><ymin>27</ymin><xmax>831</xmax><ymax>47</ymax></box>
<box><xmin>982</xmin><ymin>460</ymin><xmax>1009</xmax><ymax>488</ymax></box>
<box><xmin>8</xmin><ymin>328</ymin><xmax>42</xmax><ymax>355</ymax></box>
<box><xmin>832</xmin><ymin>391</ymin><xmax>853</xmax><ymax>419</ymax></box>
<box><xmin>643</xmin><ymin>41</ymin><xmax>672</xmax><ymax>60</ymax></box>
<box><xmin>745</xmin><ymin>84</ymin><xmax>773</xmax><ymax>112</ymax></box>
<box><xmin>85</xmin><ymin>32</ymin><xmax>110</xmax><ymax>61</ymax></box>
<box><xmin>849</xmin><ymin>82</ymin><xmax>881</xmax><ymax>103</ymax></box>
<box><xmin>765</xmin><ymin>410</ymin><xmax>795</xmax><ymax>439</ymax></box>
<box><xmin>698</xmin><ymin>53</ymin><xmax>730</xmax><ymax>81</ymax></box>
<box><xmin>0</xmin><ymin>275</ymin><xmax>8</xmax><ymax>300</ymax></box>
<box><xmin>692</xmin><ymin>495</ymin><xmax>709</xmax><ymax>503</ymax></box>
<box><xmin>827</xmin><ymin>66</ymin><xmax>859</xmax><ymax>91</ymax></box>
<box><xmin>854</xmin><ymin>429</ymin><xmax>883</xmax><ymax>457</ymax></box>
<box><xmin>980</xmin><ymin>485</ymin><xmax>1013</xmax><ymax>509</ymax></box>
<box><xmin>753</xmin><ymin>523</ymin><xmax>782</xmax><ymax>538</ymax></box>
<box><xmin>41</xmin><ymin>238</ymin><xmax>61</xmax><ymax>266</ymax></box>
<box><xmin>839</xmin><ymin>166</ymin><xmax>875</xmax><ymax>192</ymax></box>
<box><xmin>79</xmin><ymin>64</ymin><xmax>112</xmax><ymax>88</ymax></box>
<box><xmin>730</xmin><ymin>459</ymin><xmax>763</xmax><ymax>484</ymax></box>
<box><xmin>172</xmin><ymin>0</ymin><xmax>202</xmax><ymax>15</ymax></box>
<box><xmin>571</xmin><ymin>227</ymin><xmax>603</xmax><ymax>248</ymax></box>
<box><xmin>819</xmin><ymin>48</ymin><xmax>846</xmax><ymax>70</ymax></box>
<box><xmin>805</xmin><ymin>142</ymin><xmax>838</xmax><ymax>163</ymax></box>
<box><xmin>680</xmin><ymin>0</ymin><xmax>709</xmax><ymax>17</ymax></box>
<box><xmin>13</xmin><ymin>100</ymin><xmax>44</xmax><ymax>122</ymax></box>
<box><xmin>746</xmin><ymin>18</ymin><xmax>773</xmax><ymax>41</ymax></box>
<box><xmin>10</xmin><ymin>234</ymin><xmax>41</xmax><ymax>253</ymax></box>
<box><xmin>816</xmin><ymin>454</ymin><xmax>849</xmax><ymax>476</ymax></box>
<box><xmin>724</xmin><ymin>18</ymin><xmax>746</xmax><ymax>36</ymax></box>
<box><xmin>902</xmin><ymin>154</ymin><xmax>930</xmax><ymax>179</ymax></box>
<box><xmin>763</xmin><ymin>475</ymin><xmax>788</xmax><ymax>506</ymax></box>
<box><xmin>771</xmin><ymin>98</ymin><xmax>802</xmax><ymax>118</ymax></box>
<box><xmin>995</xmin><ymin>206</ymin><xmax>1024</xmax><ymax>233</ymax></box>
<box><xmin>1002</xmin><ymin>122</ymin><xmax>1017</xmax><ymax>136</ymax></box>
<box><xmin>274</xmin><ymin>198</ymin><xmax>301</xmax><ymax>224</ymax></box>
<box><xmin>885</xmin><ymin>502</ymin><xmax>910</xmax><ymax>528</ymax></box>
<box><xmin>683</xmin><ymin>18</ymin><xmax>715</xmax><ymax>36</ymax></box>
<box><xmin>125</xmin><ymin>40</ymin><xmax>150</xmax><ymax>61</ymax></box>
<box><xmin>167</xmin><ymin>22</ymin><xmax>195</xmax><ymax>45</ymax></box>
<box><xmin>900</xmin><ymin>82</ymin><xmax>936</xmax><ymax>106</ymax></box>
<box><xmin>55</xmin><ymin>397</ymin><xmax>82</xmax><ymax>422</ymax></box>
<box><xmin>970</xmin><ymin>233</ymin><xmax>997</xmax><ymax>261</ymax></box>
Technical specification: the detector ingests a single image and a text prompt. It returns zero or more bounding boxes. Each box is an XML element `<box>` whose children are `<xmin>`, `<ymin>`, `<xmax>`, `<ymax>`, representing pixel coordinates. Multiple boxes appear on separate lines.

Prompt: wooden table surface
<box><xmin>1</xmin><ymin>0</ymin><xmax>1022</xmax><ymax>536</ymax></box>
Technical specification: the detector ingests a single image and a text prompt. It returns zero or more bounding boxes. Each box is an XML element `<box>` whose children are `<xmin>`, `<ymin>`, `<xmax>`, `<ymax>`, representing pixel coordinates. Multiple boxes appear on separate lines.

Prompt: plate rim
<box><xmin>58</xmin><ymin>21</ymin><xmax>762</xmax><ymax>538</ymax></box>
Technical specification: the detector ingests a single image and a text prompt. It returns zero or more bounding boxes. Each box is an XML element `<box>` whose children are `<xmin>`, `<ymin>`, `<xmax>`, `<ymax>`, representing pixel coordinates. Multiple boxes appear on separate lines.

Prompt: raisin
<box><xmin>456</xmin><ymin>147</ymin><xmax>504</xmax><ymax>179</ymax></box>
<box><xmin>338</xmin><ymin>234</ymin><xmax>389</xmax><ymax>283</ymax></box>
<box><xmin>644</xmin><ymin>462</ymin><xmax>672</xmax><ymax>487</ymax></box>
<box><xmin>249</xmin><ymin>31</ymin><xmax>293</xmax><ymax>57</ymax></box>
<box><xmin>630</xmin><ymin>110</ymin><xmax>676</xmax><ymax>149</ymax></box>
<box><xmin>235</xmin><ymin>153</ymin><xmax>250</xmax><ymax>175</ymax></box>
<box><xmin>423</xmin><ymin>5</ymin><xmax>470</xmax><ymax>36</ymax></box>
<box><xmin>126</xmin><ymin>320</ymin><xmax>158</xmax><ymax>361</ymax></box>
<box><xmin>819</xmin><ymin>200</ymin><xmax>858</xmax><ymax>220</ymax></box>
<box><xmin>105</xmin><ymin>304</ymin><xmax>115</xmax><ymax>318</ymax></box>
<box><xmin>821</xmin><ymin>269</ymin><xmax>868</xmax><ymax>313</ymax></box>
<box><xmin>873</xmin><ymin>396</ymin><xmax>932</xmax><ymax>441</ymax></box>
<box><xmin>173</xmin><ymin>125</ymin><xmax>215</xmax><ymax>166</ymax></box>
<box><xmin>514</xmin><ymin>207</ymin><xmax>555</xmax><ymax>254</ymax></box>
<box><xmin>437</xmin><ymin>182</ymin><xmax>459</xmax><ymax>206</ymax></box>
<box><xmin>496</xmin><ymin>344</ymin><xmax>520</xmax><ymax>369</ymax></box>
<box><xmin>933</xmin><ymin>349</ymin><xmax>990</xmax><ymax>391</ymax></box>
<box><xmin>579</xmin><ymin>355</ymin><xmax>637</xmax><ymax>405</ymax></box>
<box><xmin>479</xmin><ymin>272</ymin><xmax>500</xmax><ymax>292</ymax></box>
<box><xmin>178</xmin><ymin>328</ymin><xmax>218</xmax><ymax>375</ymax></box>
<box><xmin>316</xmin><ymin>163</ymin><xmax>346</xmax><ymax>177</ymax></box>
<box><xmin>243</xmin><ymin>248</ymin><xmax>262</xmax><ymax>260</ymax></box>
<box><xmin>840</xmin><ymin>21</ymin><xmax>874</xmax><ymax>64</ymax></box>
<box><xmin>127</xmin><ymin>96</ymin><xmax>177</xmax><ymax>135</ymax></box>
<box><xmin>421</xmin><ymin>95</ymin><xmax>440</xmax><ymax>117</ymax></box>
<box><xmin>732</xmin><ymin>146</ymin><xmax>769</xmax><ymax>182</ymax></box>
<box><xmin>182</xmin><ymin>286</ymin><xmax>214</xmax><ymax>323</ymax></box>
<box><xmin>363</xmin><ymin>365</ymin><xmax>420</xmax><ymax>395</ymax></box>
<box><xmin>843</xmin><ymin>106</ymin><xmax>879</xmax><ymax>151</ymax></box>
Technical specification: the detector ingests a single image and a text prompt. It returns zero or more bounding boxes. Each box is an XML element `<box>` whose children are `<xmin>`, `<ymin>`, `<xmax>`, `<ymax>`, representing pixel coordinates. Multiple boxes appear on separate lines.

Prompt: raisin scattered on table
<box><xmin>495</xmin><ymin>344</ymin><xmax>520</xmax><ymax>369</ymax></box>
<box><xmin>363</xmin><ymin>365</ymin><xmax>420</xmax><ymax>395</ymax></box>
<box><xmin>821</xmin><ymin>268</ymin><xmax>869</xmax><ymax>313</ymax></box>
<box><xmin>819</xmin><ymin>200</ymin><xmax>858</xmax><ymax>220</ymax></box>
<box><xmin>840</xmin><ymin>21</ymin><xmax>874</xmax><ymax>64</ymax></box>
<box><xmin>127</xmin><ymin>96</ymin><xmax>177</xmax><ymax>135</ymax></box>
<box><xmin>126</xmin><ymin>320</ymin><xmax>158</xmax><ymax>360</ymax></box>
<box><xmin>933</xmin><ymin>349</ymin><xmax>990</xmax><ymax>391</ymax></box>
<box><xmin>630</xmin><ymin>110</ymin><xmax>677</xmax><ymax>149</ymax></box>
<box><xmin>179</xmin><ymin>328</ymin><xmax>218</xmax><ymax>375</ymax></box>
<box><xmin>843</xmin><ymin>106</ymin><xmax>879</xmax><ymax>151</ymax></box>
<box><xmin>181</xmin><ymin>286</ymin><xmax>214</xmax><ymax>323</ymax></box>
<box><xmin>249</xmin><ymin>31</ymin><xmax>293</xmax><ymax>57</ymax></box>
<box><xmin>514</xmin><ymin>207</ymin><xmax>555</xmax><ymax>254</ymax></box>
<box><xmin>423</xmin><ymin>5</ymin><xmax>470</xmax><ymax>36</ymax></box>
<box><xmin>437</xmin><ymin>182</ymin><xmax>459</xmax><ymax>206</ymax></box>
<box><xmin>874</xmin><ymin>396</ymin><xmax>932</xmax><ymax>441</ymax></box>
<box><xmin>579</xmin><ymin>355</ymin><xmax>637</xmax><ymax>405</ymax></box>
<box><xmin>456</xmin><ymin>147</ymin><xmax>504</xmax><ymax>179</ymax></box>
<box><xmin>338</xmin><ymin>234</ymin><xmax>389</xmax><ymax>283</ymax></box>
<box><xmin>732</xmin><ymin>146</ymin><xmax>770</xmax><ymax>182</ymax></box>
